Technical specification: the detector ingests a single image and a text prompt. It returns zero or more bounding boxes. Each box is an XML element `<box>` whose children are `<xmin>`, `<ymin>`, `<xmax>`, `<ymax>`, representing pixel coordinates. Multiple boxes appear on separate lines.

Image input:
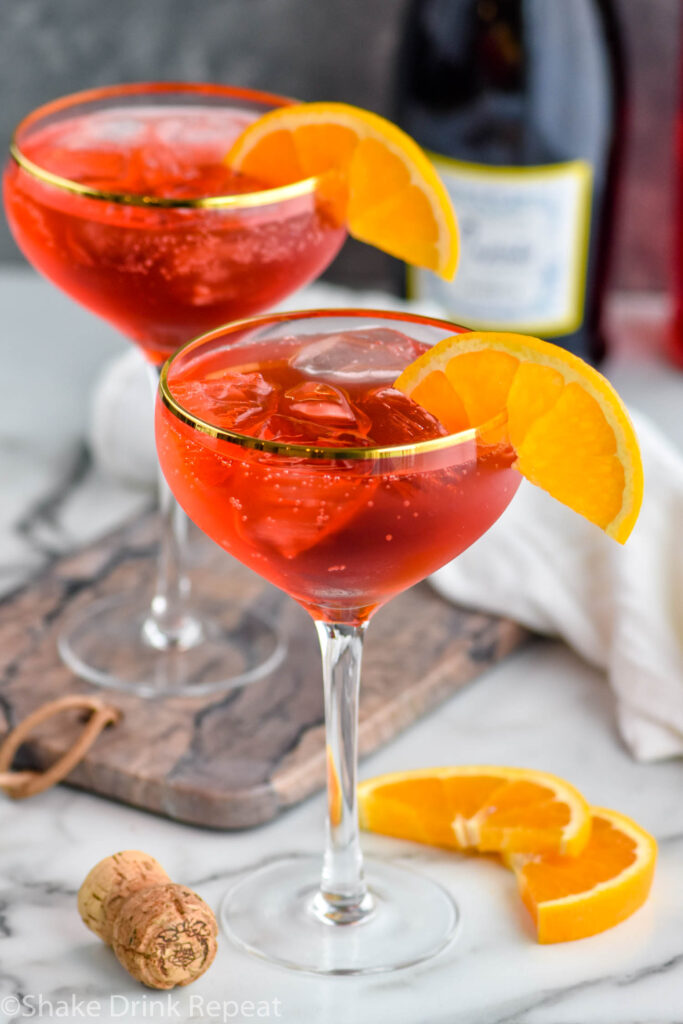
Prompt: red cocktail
<box><xmin>4</xmin><ymin>84</ymin><xmax>344</xmax><ymax>365</ymax></box>
<box><xmin>4</xmin><ymin>84</ymin><xmax>346</xmax><ymax>695</ymax></box>
<box><xmin>159</xmin><ymin>318</ymin><xmax>518</xmax><ymax>623</ymax></box>
<box><xmin>156</xmin><ymin>309</ymin><xmax>521</xmax><ymax>973</ymax></box>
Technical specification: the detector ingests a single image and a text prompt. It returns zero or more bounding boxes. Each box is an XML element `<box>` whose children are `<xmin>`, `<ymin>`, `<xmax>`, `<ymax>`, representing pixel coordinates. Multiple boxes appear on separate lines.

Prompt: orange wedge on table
<box><xmin>359</xmin><ymin>769</ymin><xmax>657</xmax><ymax>943</ymax></box>
<box><xmin>394</xmin><ymin>332</ymin><xmax>643</xmax><ymax>543</ymax></box>
<box><xmin>509</xmin><ymin>807</ymin><xmax>657</xmax><ymax>943</ymax></box>
<box><xmin>226</xmin><ymin>103</ymin><xmax>459</xmax><ymax>278</ymax></box>
<box><xmin>358</xmin><ymin>766</ymin><xmax>591</xmax><ymax>857</ymax></box>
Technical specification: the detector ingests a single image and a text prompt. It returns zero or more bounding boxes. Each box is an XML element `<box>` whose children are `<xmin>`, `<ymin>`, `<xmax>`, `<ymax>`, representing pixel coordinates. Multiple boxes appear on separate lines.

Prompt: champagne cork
<box><xmin>77</xmin><ymin>850</ymin><xmax>217</xmax><ymax>989</ymax></box>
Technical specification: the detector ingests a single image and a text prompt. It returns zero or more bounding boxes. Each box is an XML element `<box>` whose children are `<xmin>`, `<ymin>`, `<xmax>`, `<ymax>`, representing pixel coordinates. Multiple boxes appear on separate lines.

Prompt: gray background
<box><xmin>0</xmin><ymin>0</ymin><xmax>679</xmax><ymax>291</ymax></box>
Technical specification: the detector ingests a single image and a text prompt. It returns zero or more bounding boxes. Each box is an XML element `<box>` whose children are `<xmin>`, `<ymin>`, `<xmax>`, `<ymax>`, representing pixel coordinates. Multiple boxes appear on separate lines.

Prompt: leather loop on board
<box><xmin>0</xmin><ymin>695</ymin><xmax>120</xmax><ymax>799</ymax></box>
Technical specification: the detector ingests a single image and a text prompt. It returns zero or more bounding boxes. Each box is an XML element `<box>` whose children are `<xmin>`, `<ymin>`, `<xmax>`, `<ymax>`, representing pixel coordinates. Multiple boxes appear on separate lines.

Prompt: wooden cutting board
<box><xmin>0</xmin><ymin>513</ymin><xmax>527</xmax><ymax>828</ymax></box>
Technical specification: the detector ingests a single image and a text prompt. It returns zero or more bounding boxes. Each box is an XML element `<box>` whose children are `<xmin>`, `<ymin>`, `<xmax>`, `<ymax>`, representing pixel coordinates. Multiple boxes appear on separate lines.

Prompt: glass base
<box><xmin>221</xmin><ymin>854</ymin><xmax>459</xmax><ymax>975</ymax></box>
<box><xmin>58</xmin><ymin>593</ymin><xmax>285</xmax><ymax>698</ymax></box>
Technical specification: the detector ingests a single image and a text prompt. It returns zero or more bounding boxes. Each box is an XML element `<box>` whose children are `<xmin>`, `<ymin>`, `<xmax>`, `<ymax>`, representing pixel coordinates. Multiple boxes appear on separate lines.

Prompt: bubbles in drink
<box><xmin>232</xmin><ymin>461</ymin><xmax>378</xmax><ymax>560</ymax></box>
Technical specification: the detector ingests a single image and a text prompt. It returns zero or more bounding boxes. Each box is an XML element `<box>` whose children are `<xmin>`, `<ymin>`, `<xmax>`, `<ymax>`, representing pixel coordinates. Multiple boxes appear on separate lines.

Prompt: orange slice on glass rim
<box><xmin>394</xmin><ymin>332</ymin><xmax>643</xmax><ymax>543</ymax></box>
<box><xmin>508</xmin><ymin>807</ymin><xmax>657</xmax><ymax>943</ymax></box>
<box><xmin>226</xmin><ymin>102</ymin><xmax>459</xmax><ymax>278</ymax></box>
<box><xmin>358</xmin><ymin>765</ymin><xmax>591</xmax><ymax>857</ymax></box>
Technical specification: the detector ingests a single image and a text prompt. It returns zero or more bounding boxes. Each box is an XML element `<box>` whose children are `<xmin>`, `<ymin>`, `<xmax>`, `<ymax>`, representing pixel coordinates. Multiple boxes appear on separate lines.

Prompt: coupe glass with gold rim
<box><xmin>3</xmin><ymin>82</ymin><xmax>346</xmax><ymax>696</ymax></box>
<box><xmin>156</xmin><ymin>309</ymin><xmax>521</xmax><ymax>974</ymax></box>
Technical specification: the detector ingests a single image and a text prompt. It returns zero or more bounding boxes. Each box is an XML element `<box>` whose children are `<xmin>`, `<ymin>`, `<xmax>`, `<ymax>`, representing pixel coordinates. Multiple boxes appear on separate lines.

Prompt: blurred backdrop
<box><xmin>0</xmin><ymin>0</ymin><xmax>679</xmax><ymax>293</ymax></box>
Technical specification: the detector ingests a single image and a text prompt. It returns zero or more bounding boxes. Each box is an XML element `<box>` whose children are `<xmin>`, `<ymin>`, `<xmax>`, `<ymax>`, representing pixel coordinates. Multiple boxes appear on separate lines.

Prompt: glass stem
<box><xmin>142</xmin><ymin>364</ymin><xmax>202</xmax><ymax>652</ymax></box>
<box><xmin>313</xmin><ymin>620</ymin><xmax>374</xmax><ymax>926</ymax></box>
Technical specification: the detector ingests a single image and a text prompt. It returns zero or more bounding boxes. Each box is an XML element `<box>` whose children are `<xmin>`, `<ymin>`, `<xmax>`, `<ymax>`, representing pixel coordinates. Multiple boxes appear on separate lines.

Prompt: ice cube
<box><xmin>257</xmin><ymin>414</ymin><xmax>371</xmax><ymax>449</ymax></box>
<box><xmin>357</xmin><ymin>387</ymin><xmax>449</xmax><ymax>446</ymax></box>
<box><xmin>38</xmin><ymin>145</ymin><xmax>128</xmax><ymax>187</ymax></box>
<box><xmin>55</xmin><ymin>111</ymin><xmax>146</xmax><ymax>150</ymax></box>
<box><xmin>290</xmin><ymin>328</ymin><xmax>427</xmax><ymax>385</ymax></box>
<box><xmin>282</xmin><ymin>381</ymin><xmax>370</xmax><ymax>429</ymax></box>
<box><xmin>256</xmin><ymin>381</ymin><xmax>373</xmax><ymax>448</ymax></box>
<box><xmin>172</xmin><ymin>372</ymin><xmax>278</xmax><ymax>433</ymax></box>
<box><xmin>231</xmin><ymin>457</ymin><xmax>378</xmax><ymax>559</ymax></box>
<box><xmin>154</xmin><ymin>109</ymin><xmax>253</xmax><ymax>150</ymax></box>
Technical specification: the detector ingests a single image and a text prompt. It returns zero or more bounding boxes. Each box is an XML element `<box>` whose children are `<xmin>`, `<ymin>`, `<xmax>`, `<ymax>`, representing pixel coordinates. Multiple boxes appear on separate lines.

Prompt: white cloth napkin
<box><xmin>87</xmin><ymin>286</ymin><xmax>683</xmax><ymax>761</ymax></box>
<box><xmin>89</xmin><ymin>346</ymin><xmax>157</xmax><ymax>489</ymax></box>
<box><xmin>431</xmin><ymin>412</ymin><xmax>683</xmax><ymax>761</ymax></box>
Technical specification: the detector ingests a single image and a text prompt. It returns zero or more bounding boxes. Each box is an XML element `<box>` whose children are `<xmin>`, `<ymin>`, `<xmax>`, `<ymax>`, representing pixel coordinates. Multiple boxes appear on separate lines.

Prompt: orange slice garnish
<box><xmin>508</xmin><ymin>807</ymin><xmax>657</xmax><ymax>943</ymax></box>
<box><xmin>358</xmin><ymin>766</ymin><xmax>591</xmax><ymax>857</ymax></box>
<box><xmin>394</xmin><ymin>332</ymin><xmax>643</xmax><ymax>542</ymax></box>
<box><xmin>226</xmin><ymin>103</ymin><xmax>459</xmax><ymax>278</ymax></box>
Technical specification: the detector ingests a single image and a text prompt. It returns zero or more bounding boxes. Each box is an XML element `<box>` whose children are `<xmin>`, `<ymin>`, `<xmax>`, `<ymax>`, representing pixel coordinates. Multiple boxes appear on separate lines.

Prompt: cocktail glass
<box><xmin>4</xmin><ymin>83</ymin><xmax>346</xmax><ymax>696</ymax></box>
<box><xmin>156</xmin><ymin>309</ymin><xmax>522</xmax><ymax>974</ymax></box>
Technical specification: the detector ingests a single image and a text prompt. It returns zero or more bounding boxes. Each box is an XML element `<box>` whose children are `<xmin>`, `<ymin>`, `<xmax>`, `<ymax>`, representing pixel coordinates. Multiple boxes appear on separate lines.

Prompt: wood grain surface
<box><xmin>0</xmin><ymin>514</ymin><xmax>527</xmax><ymax>828</ymax></box>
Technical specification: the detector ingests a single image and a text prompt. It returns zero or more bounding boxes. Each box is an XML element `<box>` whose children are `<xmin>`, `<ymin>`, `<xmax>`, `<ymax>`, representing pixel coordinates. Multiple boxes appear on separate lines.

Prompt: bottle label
<box><xmin>409</xmin><ymin>155</ymin><xmax>593</xmax><ymax>336</ymax></box>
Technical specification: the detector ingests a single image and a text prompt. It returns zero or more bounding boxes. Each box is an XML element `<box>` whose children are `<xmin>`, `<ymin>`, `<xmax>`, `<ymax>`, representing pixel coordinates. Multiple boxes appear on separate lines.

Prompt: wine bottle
<box><xmin>396</xmin><ymin>0</ymin><xmax>625</xmax><ymax>363</ymax></box>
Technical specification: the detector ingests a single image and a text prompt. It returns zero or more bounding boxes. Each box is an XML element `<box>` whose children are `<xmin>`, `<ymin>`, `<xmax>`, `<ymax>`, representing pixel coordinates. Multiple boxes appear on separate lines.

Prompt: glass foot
<box><xmin>58</xmin><ymin>593</ymin><xmax>285</xmax><ymax>698</ymax></box>
<box><xmin>221</xmin><ymin>854</ymin><xmax>458</xmax><ymax>975</ymax></box>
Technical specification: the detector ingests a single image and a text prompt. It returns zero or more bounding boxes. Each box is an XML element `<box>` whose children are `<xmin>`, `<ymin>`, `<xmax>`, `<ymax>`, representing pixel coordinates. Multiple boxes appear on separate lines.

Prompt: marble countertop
<box><xmin>1</xmin><ymin>268</ymin><xmax>682</xmax><ymax>1024</ymax></box>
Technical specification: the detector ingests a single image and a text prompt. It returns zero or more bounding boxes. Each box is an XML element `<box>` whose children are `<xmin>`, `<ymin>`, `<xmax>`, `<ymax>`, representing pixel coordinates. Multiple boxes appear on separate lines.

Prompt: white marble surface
<box><xmin>1</xmin><ymin>269</ymin><xmax>683</xmax><ymax>1024</ymax></box>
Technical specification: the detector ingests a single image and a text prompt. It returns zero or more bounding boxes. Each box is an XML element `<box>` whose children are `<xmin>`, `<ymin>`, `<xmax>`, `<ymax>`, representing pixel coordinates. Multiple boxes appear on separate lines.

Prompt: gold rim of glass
<box><xmin>9</xmin><ymin>81</ymin><xmax>320</xmax><ymax>210</ymax></box>
<box><xmin>159</xmin><ymin>308</ymin><xmax>507</xmax><ymax>461</ymax></box>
